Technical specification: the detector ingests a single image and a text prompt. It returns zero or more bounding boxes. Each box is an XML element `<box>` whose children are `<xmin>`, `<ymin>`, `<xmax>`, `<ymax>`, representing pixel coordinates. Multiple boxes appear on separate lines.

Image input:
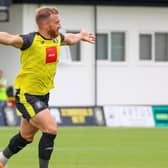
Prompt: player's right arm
<box><xmin>0</xmin><ymin>32</ymin><xmax>23</xmax><ymax>48</ymax></box>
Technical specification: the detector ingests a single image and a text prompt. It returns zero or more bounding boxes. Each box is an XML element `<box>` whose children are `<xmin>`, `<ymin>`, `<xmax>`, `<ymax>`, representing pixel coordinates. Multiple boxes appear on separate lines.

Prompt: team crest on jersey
<box><xmin>53</xmin><ymin>38</ymin><xmax>58</xmax><ymax>43</ymax></box>
<box><xmin>41</xmin><ymin>41</ymin><xmax>45</xmax><ymax>44</ymax></box>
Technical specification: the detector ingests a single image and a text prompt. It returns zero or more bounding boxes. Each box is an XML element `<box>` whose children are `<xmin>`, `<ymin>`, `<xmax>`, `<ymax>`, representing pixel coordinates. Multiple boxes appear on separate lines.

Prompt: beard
<box><xmin>48</xmin><ymin>29</ymin><xmax>59</xmax><ymax>38</ymax></box>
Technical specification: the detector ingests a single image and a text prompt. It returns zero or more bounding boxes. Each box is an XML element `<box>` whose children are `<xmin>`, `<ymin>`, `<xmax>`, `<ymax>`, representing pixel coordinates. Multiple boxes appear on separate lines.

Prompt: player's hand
<box><xmin>80</xmin><ymin>29</ymin><xmax>96</xmax><ymax>44</ymax></box>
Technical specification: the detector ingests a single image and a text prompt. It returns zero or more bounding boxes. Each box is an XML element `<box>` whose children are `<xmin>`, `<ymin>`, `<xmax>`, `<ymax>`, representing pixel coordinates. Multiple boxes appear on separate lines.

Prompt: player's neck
<box><xmin>38</xmin><ymin>30</ymin><xmax>52</xmax><ymax>40</ymax></box>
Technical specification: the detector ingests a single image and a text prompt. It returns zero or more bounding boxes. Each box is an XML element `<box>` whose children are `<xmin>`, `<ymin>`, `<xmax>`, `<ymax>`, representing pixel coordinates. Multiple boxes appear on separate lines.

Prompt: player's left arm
<box><xmin>61</xmin><ymin>29</ymin><xmax>96</xmax><ymax>45</ymax></box>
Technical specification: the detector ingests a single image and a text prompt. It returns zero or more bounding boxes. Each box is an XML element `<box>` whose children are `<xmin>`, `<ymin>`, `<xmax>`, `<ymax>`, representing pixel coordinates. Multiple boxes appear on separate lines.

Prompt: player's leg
<box><xmin>20</xmin><ymin>117</ymin><xmax>39</xmax><ymax>141</ymax></box>
<box><xmin>0</xmin><ymin>90</ymin><xmax>57</xmax><ymax>168</ymax></box>
<box><xmin>0</xmin><ymin>117</ymin><xmax>38</xmax><ymax>167</ymax></box>
<box><xmin>30</xmin><ymin>109</ymin><xmax>58</xmax><ymax>168</ymax></box>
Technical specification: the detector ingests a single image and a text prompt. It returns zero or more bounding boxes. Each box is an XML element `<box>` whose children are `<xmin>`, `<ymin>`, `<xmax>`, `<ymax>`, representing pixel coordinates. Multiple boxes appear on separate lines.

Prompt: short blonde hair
<box><xmin>35</xmin><ymin>7</ymin><xmax>59</xmax><ymax>25</ymax></box>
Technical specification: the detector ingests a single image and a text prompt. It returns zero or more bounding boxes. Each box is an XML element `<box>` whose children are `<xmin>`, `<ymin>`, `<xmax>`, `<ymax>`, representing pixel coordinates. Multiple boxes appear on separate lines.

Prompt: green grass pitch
<box><xmin>0</xmin><ymin>127</ymin><xmax>168</xmax><ymax>168</ymax></box>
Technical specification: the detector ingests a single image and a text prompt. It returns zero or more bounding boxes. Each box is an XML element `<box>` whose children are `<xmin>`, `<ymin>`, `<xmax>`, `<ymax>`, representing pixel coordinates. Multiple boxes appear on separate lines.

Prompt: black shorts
<box><xmin>15</xmin><ymin>90</ymin><xmax>49</xmax><ymax>120</ymax></box>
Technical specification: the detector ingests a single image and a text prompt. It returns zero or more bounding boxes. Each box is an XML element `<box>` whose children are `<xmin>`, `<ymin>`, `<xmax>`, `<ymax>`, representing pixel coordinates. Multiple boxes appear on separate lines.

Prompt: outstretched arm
<box><xmin>0</xmin><ymin>32</ymin><xmax>23</xmax><ymax>48</ymax></box>
<box><xmin>61</xmin><ymin>29</ymin><xmax>96</xmax><ymax>45</ymax></box>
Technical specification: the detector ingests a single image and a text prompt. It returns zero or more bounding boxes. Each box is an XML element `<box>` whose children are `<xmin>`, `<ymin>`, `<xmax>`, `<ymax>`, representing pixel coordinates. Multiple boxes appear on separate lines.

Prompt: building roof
<box><xmin>12</xmin><ymin>0</ymin><xmax>168</xmax><ymax>7</ymax></box>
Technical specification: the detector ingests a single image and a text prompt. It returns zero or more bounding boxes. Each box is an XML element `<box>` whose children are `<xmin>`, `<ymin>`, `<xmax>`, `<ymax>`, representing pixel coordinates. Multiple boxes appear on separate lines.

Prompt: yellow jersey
<box><xmin>14</xmin><ymin>32</ymin><xmax>64</xmax><ymax>95</ymax></box>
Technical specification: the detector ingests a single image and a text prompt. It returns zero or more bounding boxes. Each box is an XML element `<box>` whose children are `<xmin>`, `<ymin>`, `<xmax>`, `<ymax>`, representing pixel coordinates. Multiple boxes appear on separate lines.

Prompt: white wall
<box><xmin>97</xmin><ymin>6</ymin><xmax>168</xmax><ymax>105</ymax></box>
<box><xmin>22</xmin><ymin>4</ymin><xmax>38</xmax><ymax>33</ymax></box>
<box><xmin>0</xmin><ymin>5</ymin><xmax>22</xmax><ymax>85</ymax></box>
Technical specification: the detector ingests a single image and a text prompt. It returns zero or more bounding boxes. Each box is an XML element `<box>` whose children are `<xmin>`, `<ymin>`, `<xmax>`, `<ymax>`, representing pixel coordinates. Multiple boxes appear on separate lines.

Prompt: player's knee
<box><xmin>46</xmin><ymin>124</ymin><xmax>58</xmax><ymax>135</ymax></box>
<box><xmin>20</xmin><ymin>130</ymin><xmax>38</xmax><ymax>142</ymax></box>
<box><xmin>21</xmin><ymin>133</ymin><xmax>36</xmax><ymax>142</ymax></box>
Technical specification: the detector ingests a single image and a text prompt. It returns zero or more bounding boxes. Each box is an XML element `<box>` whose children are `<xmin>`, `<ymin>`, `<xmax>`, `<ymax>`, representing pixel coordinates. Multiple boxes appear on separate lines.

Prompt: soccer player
<box><xmin>0</xmin><ymin>7</ymin><xmax>95</xmax><ymax>168</ymax></box>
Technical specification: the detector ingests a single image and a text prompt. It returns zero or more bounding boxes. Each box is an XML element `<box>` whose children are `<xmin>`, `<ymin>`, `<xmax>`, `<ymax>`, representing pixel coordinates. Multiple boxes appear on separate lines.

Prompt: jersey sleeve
<box><xmin>20</xmin><ymin>32</ymin><xmax>36</xmax><ymax>50</ymax></box>
<box><xmin>60</xmin><ymin>33</ymin><xmax>65</xmax><ymax>43</ymax></box>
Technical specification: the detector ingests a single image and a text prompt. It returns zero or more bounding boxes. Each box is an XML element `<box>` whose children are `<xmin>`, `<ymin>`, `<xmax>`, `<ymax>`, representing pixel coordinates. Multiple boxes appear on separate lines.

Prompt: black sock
<box><xmin>39</xmin><ymin>133</ymin><xmax>56</xmax><ymax>168</ymax></box>
<box><xmin>3</xmin><ymin>147</ymin><xmax>13</xmax><ymax>159</ymax></box>
<box><xmin>39</xmin><ymin>158</ymin><xmax>49</xmax><ymax>168</ymax></box>
<box><xmin>3</xmin><ymin>133</ymin><xmax>31</xmax><ymax>159</ymax></box>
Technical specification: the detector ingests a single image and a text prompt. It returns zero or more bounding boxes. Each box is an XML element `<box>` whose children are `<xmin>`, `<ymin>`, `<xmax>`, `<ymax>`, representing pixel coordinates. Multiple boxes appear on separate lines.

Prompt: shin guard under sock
<box><xmin>39</xmin><ymin>133</ymin><xmax>56</xmax><ymax>168</ymax></box>
<box><xmin>4</xmin><ymin>133</ymin><xmax>31</xmax><ymax>158</ymax></box>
